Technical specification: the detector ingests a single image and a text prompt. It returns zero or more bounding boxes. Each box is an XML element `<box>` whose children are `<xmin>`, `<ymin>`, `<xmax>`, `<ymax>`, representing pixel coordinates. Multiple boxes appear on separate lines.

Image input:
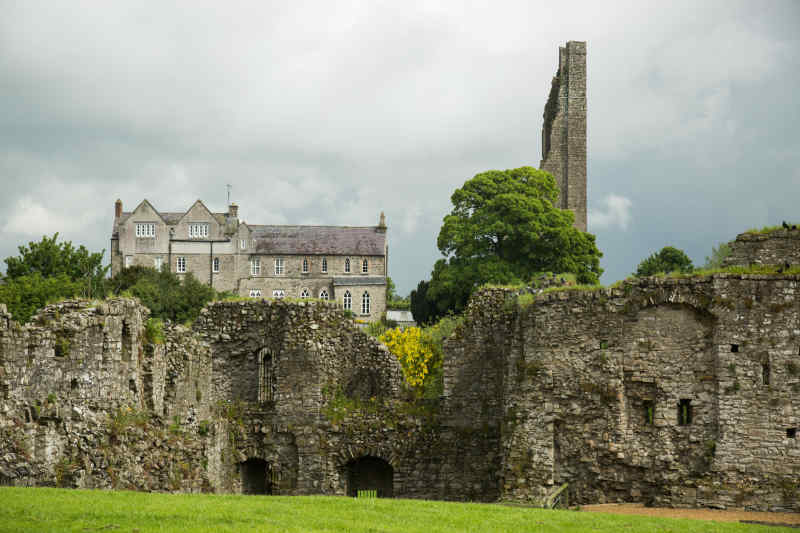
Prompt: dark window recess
<box><xmin>678</xmin><ymin>399</ymin><xmax>693</xmax><ymax>425</ymax></box>
<box><xmin>762</xmin><ymin>363</ymin><xmax>771</xmax><ymax>386</ymax></box>
<box><xmin>643</xmin><ymin>400</ymin><xmax>655</xmax><ymax>425</ymax></box>
<box><xmin>730</xmin><ymin>344</ymin><xmax>739</xmax><ymax>353</ymax></box>
<box><xmin>70</xmin><ymin>379</ymin><xmax>78</xmax><ymax>391</ymax></box>
<box><xmin>788</xmin><ymin>428</ymin><xmax>797</xmax><ymax>439</ymax></box>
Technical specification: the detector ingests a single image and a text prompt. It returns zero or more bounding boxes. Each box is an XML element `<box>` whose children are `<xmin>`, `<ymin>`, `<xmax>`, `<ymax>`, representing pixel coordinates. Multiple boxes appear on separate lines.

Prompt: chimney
<box><xmin>228</xmin><ymin>203</ymin><xmax>239</xmax><ymax>220</ymax></box>
<box><xmin>115</xmin><ymin>199</ymin><xmax>122</xmax><ymax>218</ymax></box>
<box><xmin>377</xmin><ymin>211</ymin><xmax>387</xmax><ymax>232</ymax></box>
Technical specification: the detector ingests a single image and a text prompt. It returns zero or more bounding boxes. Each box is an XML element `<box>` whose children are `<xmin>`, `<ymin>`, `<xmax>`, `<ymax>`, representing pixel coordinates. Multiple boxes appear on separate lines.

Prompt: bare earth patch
<box><xmin>581</xmin><ymin>503</ymin><xmax>800</xmax><ymax>527</ymax></box>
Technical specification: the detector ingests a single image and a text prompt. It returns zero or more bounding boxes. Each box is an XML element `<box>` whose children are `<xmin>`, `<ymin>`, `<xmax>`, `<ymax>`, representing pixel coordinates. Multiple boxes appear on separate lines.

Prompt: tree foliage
<box><xmin>703</xmin><ymin>242</ymin><xmax>731</xmax><ymax>269</ymax></box>
<box><xmin>3</xmin><ymin>233</ymin><xmax>108</xmax><ymax>298</ymax></box>
<box><xmin>0</xmin><ymin>273</ymin><xmax>83</xmax><ymax>323</ymax></box>
<box><xmin>409</xmin><ymin>280</ymin><xmax>436</xmax><ymax>325</ymax></box>
<box><xmin>110</xmin><ymin>266</ymin><xmax>217</xmax><ymax>324</ymax></box>
<box><xmin>635</xmin><ymin>246</ymin><xmax>694</xmax><ymax>277</ymax></box>
<box><xmin>419</xmin><ymin>166</ymin><xmax>602</xmax><ymax>318</ymax></box>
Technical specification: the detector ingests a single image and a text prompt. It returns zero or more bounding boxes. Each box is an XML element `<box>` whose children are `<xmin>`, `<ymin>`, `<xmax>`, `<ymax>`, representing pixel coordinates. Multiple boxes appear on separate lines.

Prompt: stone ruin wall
<box><xmin>723</xmin><ymin>229</ymin><xmax>800</xmax><ymax>268</ymax></box>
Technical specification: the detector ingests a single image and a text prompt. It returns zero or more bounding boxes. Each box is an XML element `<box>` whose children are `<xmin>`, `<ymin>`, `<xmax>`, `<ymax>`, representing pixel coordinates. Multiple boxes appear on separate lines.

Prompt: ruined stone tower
<box><xmin>540</xmin><ymin>41</ymin><xmax>587</xmax><ymax>232</ymax></box>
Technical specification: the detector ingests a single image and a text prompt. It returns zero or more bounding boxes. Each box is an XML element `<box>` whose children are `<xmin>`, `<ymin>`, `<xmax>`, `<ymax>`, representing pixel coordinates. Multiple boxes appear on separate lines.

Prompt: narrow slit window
<box><xmin>677</xmin><ymin>399</ymin><xmax>692</xmax><ymax>426</ymax></box>
<box><xmin>344</xmin><ymin>258</ymin><xmax>351</xmax><ymax>273</ymax></box>
<box><xmin>302</xmin><ymin>258</ymin><xmax>309</xmax><ymax>273</ymax></box>
<box><xmin>730</xmin><ymin>344</ymin><xmax>739</xmax><ymax>353</ymax></box>
<box><xmin>258</xmin><ymin>349</ymin><xmax>275</xmax><ymax>403</ymax></box>
<box><xmin>762</xmin><ymin>362</ymin><xmax>771</xmax><ymax>386</ymax></box>
<box><xmin>788</xmin><ymin>428</ymin><xmax>797</xmax><ymax>439</ymax></box>
<box><xmin>643</xmin><ymin>400</ymin><xmax>655</xmax><ymax>425</ymax></box>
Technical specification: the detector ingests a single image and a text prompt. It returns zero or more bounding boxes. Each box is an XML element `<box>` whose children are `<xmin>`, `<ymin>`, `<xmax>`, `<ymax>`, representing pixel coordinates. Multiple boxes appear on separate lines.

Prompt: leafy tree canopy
<box><xmin>635</xmin><ymin>246</ymin><xmax>694</xmax><ymax>277</ymax></box>
<box><xmin>420</xmin><ymin>166</ymin><xmax>602</xmax><ymax>318</ymax></box>
<box><xmin>0</xmin><ymin>273</ymin><xmax>83</xmax><ymax>323</ymax></box>
<box><xmin>703</xmin><ymin>242</ymin><xmax>731</xmax><ymax>269</ymax></box>
<box><xmin>3</xmin><ymin>233</ymin><xmax>108</xmax><ymax>298</ymax></box>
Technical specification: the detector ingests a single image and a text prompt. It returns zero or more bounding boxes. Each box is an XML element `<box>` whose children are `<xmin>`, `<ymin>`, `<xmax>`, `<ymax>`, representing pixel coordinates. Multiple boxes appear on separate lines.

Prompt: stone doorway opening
<box><xmin>240</xmin><ymin>458</ymin><xmax>271</xmax><ymax>495</ymax></box>
<box><xmin>346</xmin><ymin>456</ymin><xmax>393</xmax><ymax>498</ymax></box>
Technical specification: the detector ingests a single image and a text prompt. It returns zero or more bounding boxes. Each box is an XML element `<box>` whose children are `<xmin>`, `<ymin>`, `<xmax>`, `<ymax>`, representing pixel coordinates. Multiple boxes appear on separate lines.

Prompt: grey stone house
<box><xmin>110</xmin><ymin>199</ymin><xmax>388</xmax><ymax>321</ymax></box>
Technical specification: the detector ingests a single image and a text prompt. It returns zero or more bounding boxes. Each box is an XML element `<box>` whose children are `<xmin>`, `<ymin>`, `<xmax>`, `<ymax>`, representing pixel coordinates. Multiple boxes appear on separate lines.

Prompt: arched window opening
<box><xmin>343</xmin><ymin>290</ymin><xmax>352</xmax><ymax>310</ymax></box>
<box><xmin>362</xmin><ymin>258</ymin><xmax>368</xmax><ymax>273</ymax></box>
<box><xmin>319</xmin><ymin>289</ymin><xmax>329</xmax><ymax>300</ymax></box>
<box><xmin>240</xmin><ymin>458</ymin><xmax>272</xmax><ymax>495</ymax></box>
<box><xmin>258</xmin><ymin>348</ymin><xmax>276</xmax><ymax>403</ymax></box>
<box><xmin>346</xmin><ymin>456</ymin><xmax>393</xmax><ymax>498</ymax></box>
<box><xmin>322</xmin><ymin>257</ymin><xmax>328</xmax><ymax>273</ymax></box>
<box><xmin>300</xmin><ymin>288</ymin><xmax>310</xmax><ymax>299</ymax></box>
<box><xmin>302</xmin><ymin>258</ymin><xmax>309</xmax><ymax>273</ymax></box>
<box><xmin>344</xmin><ymin>258</ymin><xmax>351</xmax><ymax>273</ymax></box>
<box><xmin>361</xmin><ymin>291</ymin><xmax>370</xmax><ymax>315</ymax></box>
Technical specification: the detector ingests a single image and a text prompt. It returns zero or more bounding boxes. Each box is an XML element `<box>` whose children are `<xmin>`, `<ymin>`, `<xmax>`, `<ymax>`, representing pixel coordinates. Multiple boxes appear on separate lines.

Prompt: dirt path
<box><xmin>580</xmin><ymin>503</ymin><xmax>800</xmax><ymax>527</ymax></box>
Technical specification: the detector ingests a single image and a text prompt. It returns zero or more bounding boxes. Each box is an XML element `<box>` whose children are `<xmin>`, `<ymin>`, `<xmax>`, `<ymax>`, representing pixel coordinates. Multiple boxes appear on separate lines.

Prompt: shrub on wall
<box><xmin>379</xmin><ymin>327</ymin><xmax>434</xmax><ymax>389</ymax></box>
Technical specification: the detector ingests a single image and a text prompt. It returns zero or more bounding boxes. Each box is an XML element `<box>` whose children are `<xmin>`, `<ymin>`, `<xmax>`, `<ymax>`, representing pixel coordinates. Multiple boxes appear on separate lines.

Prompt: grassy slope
<box><xmin>0</xmin><ymin>488</ymin><xmax>793</xmax><ymax>533</ymax></box>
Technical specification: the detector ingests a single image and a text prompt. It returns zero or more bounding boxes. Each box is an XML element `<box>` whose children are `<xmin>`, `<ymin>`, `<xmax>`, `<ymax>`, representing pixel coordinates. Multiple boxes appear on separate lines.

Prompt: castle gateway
<box><xmin>111</xmin><ymin>199</ymin><xmax>388</xmax><ymax>321</ymax></box>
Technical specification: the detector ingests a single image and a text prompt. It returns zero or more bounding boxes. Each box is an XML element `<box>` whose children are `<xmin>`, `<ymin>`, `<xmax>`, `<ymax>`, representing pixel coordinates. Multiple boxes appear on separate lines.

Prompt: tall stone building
<box><xmin>540</xmin><ymin>40</ymin><xmax>587</xmax><ymax>232</ymax></box>
<box><xmin>110</xmin><ymin>199</ymin><xmax>388</xmax><ymax>320</ymax></box>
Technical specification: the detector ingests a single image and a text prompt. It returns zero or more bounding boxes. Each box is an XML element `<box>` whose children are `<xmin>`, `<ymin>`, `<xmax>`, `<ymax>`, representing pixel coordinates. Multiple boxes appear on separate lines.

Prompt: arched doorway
<box><xmin>346</xmin><ymin>456</ymin><xmax>393</xmax><ymax>498</ymax></box>
<box><xmin>240</xmin><ymin>458</ymin><xmax>271</xmax><ymax>494</ymax></box>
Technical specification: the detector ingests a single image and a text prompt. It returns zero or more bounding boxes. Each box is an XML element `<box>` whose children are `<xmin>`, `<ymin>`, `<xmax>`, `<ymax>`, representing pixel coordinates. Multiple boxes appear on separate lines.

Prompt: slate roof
<box><xmin>251</xmin><ymin>226</ymin><xmax>386</xmax><ymax>256</ymax></box>
<box><xmin>332</xmin><ymin>277</ymin><xmax>386</xmax><ymax>286</ymax></box>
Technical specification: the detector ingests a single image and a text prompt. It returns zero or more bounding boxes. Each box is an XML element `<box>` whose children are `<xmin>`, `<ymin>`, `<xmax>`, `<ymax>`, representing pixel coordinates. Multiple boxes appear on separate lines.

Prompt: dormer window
<box><xmin>240</xmin><ymin>239</ymin><xmax>247</xmax><ymax>250</ymax></box>
<box><xmin>302</xmin><ymin>258</ymin><xmax>309</xmax><ymax>273</ymax></box>
<box><xmin>189</xmin><ymin>223</ymin><xmax>209</xmax><ymax>239</ymax></box>
<box><xmin>344</xmin><ymin>258</ymin><xmax>351</xmax><ymax>273</ymax></box>
<box><xmin>362</xmin><ymin>258</ymin><xmax>368</xmax><ymax>273</ymax></box>
<box><xmin>135</xmin><ymin>223</ymin><xmax>155</xmax><ymax>238</ymax></box>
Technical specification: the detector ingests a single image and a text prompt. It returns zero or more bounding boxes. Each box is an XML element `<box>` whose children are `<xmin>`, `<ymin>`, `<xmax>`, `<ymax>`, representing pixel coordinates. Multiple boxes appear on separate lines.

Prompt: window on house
<box><xmin>154</xmin><ymin>257</ymin><xmax>162</xmax><ymax>270</ymax></box>
<box><xmin>300</xmin><ymin>288</ymin><xmax>310</xmax><ymax>298</ymax></box>
<box><xmin>135</xmin><ymin>223</ymin><xmax>155</xmax><ymax>238</ymax></box>
<box><xmin>344</xmin><ymin>258</ymin><xmax>351</xmax><ymax>273</ymax></box>
<box><xmin>361</xmin><ymin>291</ymin><xmax>370</xmax><ymax>314</ymax></box>
<box><xmin>677</xmin><ymin>399</ymin><xmax>692</xmax><ymax>426</ymax></box>
<box><xmin>319</xmin><ymin>289</ymin><xmax>329</xmax><ymax>300</ymax></box>
<box><xmin>249</xmin><ymin>289</ymin><xmax>262</xmax><ymax>298</ymax></box>
<box><xmin>321</xmin><ymin>257</ymin><xmax>328</xmax><ymax>273</ymax></box>
<box><xmin>250</xmin><ymin>257</ymin><xmax>261</xmax><ymax>276</ymax></box>
<box><xmin>240</xmin><ymin>239</ymin><xmax>247</xmax><ymax>250</ymax></box>
<box><xmin>343</xmin><ymin>290</ymin><xmax>352</xmax><ymax>310</ymax></box>
<box><xmin>302</xmin><ymin>258</ymin><xmax>309</xmax><ymax>273</ymax></box>
<box><xmin>272</xmin><ymin>289</ymin><xmax>285</xmax><ymax>299</ymax></box>
<box><xmin>189</xmin><ymin>223</ymin><xmax>209</xmax><ymax>239</ymax></box>
<box><xmin>124</xmin><ymin>255</ymin><xmax>133</xmax><ymax>268</ymax></box>
<box><xmin>213</xmin><ymin>257</ymin><xmax>220</xmax><ymax>273</ymax></box>
<box><xmin>643</xmin><ymin>400</ymin><xmax>655</xmax><ymax>425</ymax></box>
<box><xmin>362</xmin><ymin>258</ymin><xmax>368</xmax><ymax>273</ymax></box>
<box><xmin>176</xmin><ymin>256</ymin><xmax>186</xmax><ymax>273</ymax></box>
<box><xmin>274</xmin><ymin>258</ymin><xmax>284</xmax><ymax>275</ymax></box>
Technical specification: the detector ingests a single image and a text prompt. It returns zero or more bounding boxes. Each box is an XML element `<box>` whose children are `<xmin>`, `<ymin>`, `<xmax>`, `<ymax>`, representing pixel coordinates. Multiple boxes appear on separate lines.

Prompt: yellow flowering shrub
<box><xmin>379</xmin><ymin>327</ymin><xmax>434</xmax><ymax>388</ymax></box>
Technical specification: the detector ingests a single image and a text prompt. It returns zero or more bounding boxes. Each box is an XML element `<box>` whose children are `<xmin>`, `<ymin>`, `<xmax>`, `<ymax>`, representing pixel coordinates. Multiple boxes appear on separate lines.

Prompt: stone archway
<box><xmin>240</xmin><ymin>458</ymin><xmax>271</xmax><ymax>494</ymax></box>
<box><xmin>346</xmin><ymin>456</ymin><xmax>393</xmax><ymax>498</ymax></box>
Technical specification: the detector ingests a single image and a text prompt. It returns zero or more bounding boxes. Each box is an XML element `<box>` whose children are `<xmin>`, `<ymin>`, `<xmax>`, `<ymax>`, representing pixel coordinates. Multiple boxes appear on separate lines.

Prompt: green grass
<box><xmin>744</xmin><ymin>224</ymin><xmax>797</xmax><ymax>235</ymax></box>
<box><xmin>0</xmin><ymin>487</ymin><xmax>791</xmax><ymax>533</ymax></box>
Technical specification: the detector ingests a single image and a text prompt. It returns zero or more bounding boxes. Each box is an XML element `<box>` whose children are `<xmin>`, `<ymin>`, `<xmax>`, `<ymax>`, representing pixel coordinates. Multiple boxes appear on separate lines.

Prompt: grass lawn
<box><xmin>0</xmin><ymin>487</ymin><xmax>793</xmax><ymax>533</ymax></box>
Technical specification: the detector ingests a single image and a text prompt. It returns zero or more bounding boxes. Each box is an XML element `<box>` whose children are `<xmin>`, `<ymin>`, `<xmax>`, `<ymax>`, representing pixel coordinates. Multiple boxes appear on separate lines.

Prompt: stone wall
<box><xmin>723</xmin><ymin>228</ymin><xmax>800</xmax><ymax>267</ymax></box>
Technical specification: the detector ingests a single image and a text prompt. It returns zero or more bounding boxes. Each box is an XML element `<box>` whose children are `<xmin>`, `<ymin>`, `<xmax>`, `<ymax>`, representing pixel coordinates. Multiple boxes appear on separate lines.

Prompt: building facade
<box><xmin>110</xmin><ymin>199</ymin><xmax>387</xmax><ymax>320</ymax></box>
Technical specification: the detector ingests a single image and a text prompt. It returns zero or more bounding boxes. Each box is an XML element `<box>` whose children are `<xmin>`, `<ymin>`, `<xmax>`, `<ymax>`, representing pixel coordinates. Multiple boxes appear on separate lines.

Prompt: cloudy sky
<box><xmin>1</xmin><ymin>1</ymin><xmax>798</xmax><ymax>294</ymax></box>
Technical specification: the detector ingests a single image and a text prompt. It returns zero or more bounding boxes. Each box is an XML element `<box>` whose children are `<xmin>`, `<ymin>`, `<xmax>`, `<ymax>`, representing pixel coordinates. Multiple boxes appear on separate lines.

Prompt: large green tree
<box><xmin>421</xmin><ymin>166</ymin><xmax>602</xmax><ymax>318</ymax></box>
<box><xmin>634</xmin><ymin>246</ymin><xmax>694</xmax><ymax>277</ymax></box>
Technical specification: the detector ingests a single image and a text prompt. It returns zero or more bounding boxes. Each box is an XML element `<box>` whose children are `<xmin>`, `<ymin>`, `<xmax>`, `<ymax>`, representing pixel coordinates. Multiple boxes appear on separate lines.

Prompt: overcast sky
<box><xmin>1</xmin><ymin>1</ymin><xmax>798</xmax><ymax>294</ymax></box>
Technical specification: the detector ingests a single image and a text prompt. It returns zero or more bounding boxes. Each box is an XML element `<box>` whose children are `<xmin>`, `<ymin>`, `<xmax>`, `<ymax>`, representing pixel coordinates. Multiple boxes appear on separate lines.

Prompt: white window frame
<box><xmin>319</xmin><ymin>289</ymin><xmax>329</xmax><ymax>300</ymax></box>
<box><xmin>274</xmin><ymin>257</ymin><xmax>284</xmax><ymax>275</ymax></box>
<box><xmin>321</xmin><ymin>257</ymin><xmax>328</xmax><ymax>273</ymax></box>
<box><xmin>176</xmin><ymin>256</ymin><xmax>186</xmax><ymax>273</ymax></box>
<box><xmin>302</xmin><ymin>258</ymin><xmax>309</xmax><ymax>273</ymax></box>
<box><xmin>188</xmin><ymin>223</ymin><xmax>209</xmax><ymax>239</ymax></box>
<box><xmin>240</xmin><ymin>239</ymin><xmax>247</xmax><ymax>250</ymax></box>
<box><xmin>135</xmin><ymin>222</ymin><xmax>155</xmax><ymax>238</ymax></box>
<box><xmin>272</xmin><ymin>289</ymin><xmax>285</xmax><ymax>299</ymax></box>
<box><xmin>344</xmin><ymin>258</ymin><xmax>351</xmax><ymax>273</ymax></box>
<box><xmin>300</xmin><ymin>288</ymin><xmax>310</xmax><ymax>299</ymax></box>
<box><xmin>361</xmin><ymin>291</ymin><xmax>370</xmax><ymax>315</ymax></box>
<box><xmin>250</xmin><ymin>257</ymin><xmax>261</xmax><ymax>276</ymax></box>
<box><xmin>213</xmin><ymin>257</ymin><xmax>220</xmax><ymax>273</ymax></box>
<box><xmin>124</xmin><ymin>255</ymin><xmax>133</xmax><ymax>268</ymax></box>
<box><xmin>249</xmin><ymin>289</ymin><xmax>262</xmax><ymax>298</ymax></box>
<box><xmin>362</xmin><ymin>258</ymin><xmax>369</xmax><ymax>273</ymax></box>
<box><xmin>343</xmin><ymin>290</ymin><xmax>352</xmax><ymax>310</ymax></box>
<box><xmin>154</xmin><ymin>257</ymin><xmax>162</xmax><ymax>270</ymax></box>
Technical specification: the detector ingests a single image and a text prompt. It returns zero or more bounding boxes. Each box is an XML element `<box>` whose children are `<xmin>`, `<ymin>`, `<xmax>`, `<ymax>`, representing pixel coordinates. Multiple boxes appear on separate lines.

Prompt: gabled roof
<box><xmin>112</xmin><ymin>200</ymin><xmax>229</xmax><ymax>238</ymax></box>
<box><xmin>251</xmin><ymin>226</ymin><xmax>386</xmax><ymax>256</ymax></box>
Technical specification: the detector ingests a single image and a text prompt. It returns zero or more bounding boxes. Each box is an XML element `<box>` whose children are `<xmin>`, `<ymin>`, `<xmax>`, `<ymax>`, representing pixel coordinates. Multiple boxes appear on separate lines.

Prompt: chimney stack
<box><xmin>115</xmin><ymin>199</ymin><xmax>122</xmax><ymax>218</ymax></box>
<box><xmin>228</xmin><ymin>203</ymin><xmax>239</xmax><ymax>220</ymax></box>
<box><xmin>377</xmin><ymin>211</ymin><xmax>387</xmax><ymax>232</ymax></box>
